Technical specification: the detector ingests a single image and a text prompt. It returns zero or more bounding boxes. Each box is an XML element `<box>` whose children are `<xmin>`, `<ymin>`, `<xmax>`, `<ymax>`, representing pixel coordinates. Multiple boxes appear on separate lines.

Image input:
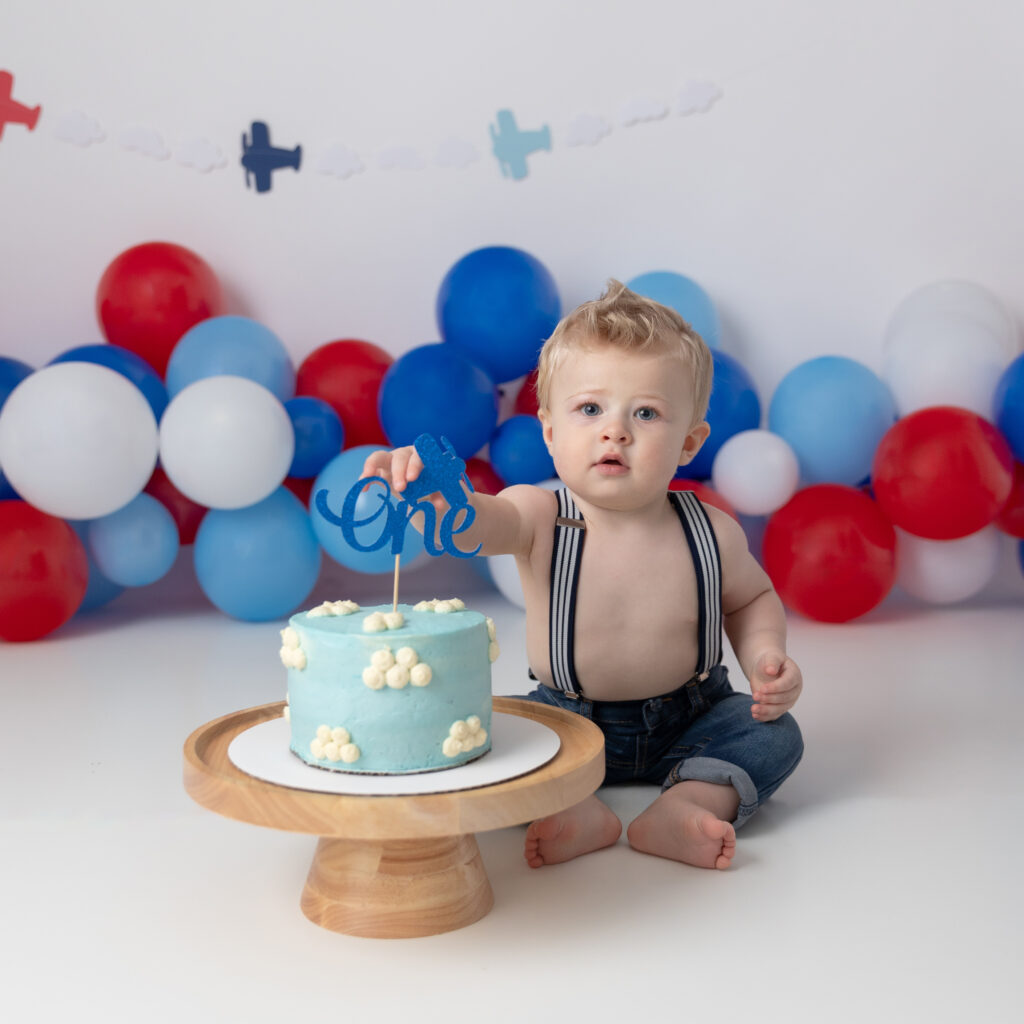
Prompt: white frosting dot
<box><xmin>363</xmin><ymin>612</ymin><xmax>387</xmax><ymax>632</ymax></box>
<box><xmin>371</xmin><ymin>648</ymin><xmax>396</xmax><ymax>671</ymax></box>
<box><xmin>410</xmin><ymin>663</ymin><xmax>432</xmax><ymax>687</ymax></box>
<box><xmin>395</xmin><ymin>646</ymin><xmax>419</xmax><ymax>668</ymax></box>
<box><xmin>488</xmin><ymin>641</ymin><xmax>500</xmax><ymax>663</ymax></box>
<box><xmin>316</xmin><ymin>725</ymin><xmax>331</xmax><ymax>743</ymax></box>
<box><xmin>450</xmin><ymin>721</ymin><xmax>470</xmax><ymax>740</ymax></box>
<box><xmin>434</xmin><ymin>600</ymin><xmax>454</xmax><ymax>614</ymax></box>
<box><xmin>324</xmin><ymin>741</ymin><xmax>341</xmax><ymax>761</ymax></box>
<box><xmin>474</xmin><ymin>729</ymin><xmax>488</xmax><ymax>748</ymax></box>
<box><xmin>280</xmin><ymin>626</ymin><xmax>300</xmax><ymax>648</ymax></box>
<box><xmin>362</xmin><ymin>667</ymin><xmax>386</xmax><ymax>690</ymax></box>
<box><xmin>330</xmin><ymin>726</ymin><xmax>350</xmax><ymax>745</ymax></box>
<box><xmin>310</xmin><ymin>738</ymin><xmax>324</xmax><ymax>759</ymax></box>
<box><xmin>340</xmin><ymin>743</ymin><xmax>361</xmax><ymax>764</ymax></box>
<box><xmin>486</xmin><ymin>617</ymin><xmax>497</xmax><ymax>641</ymax></box>
<box><xmin>383</xmin><ymin>611</ymin><xmax>405</xmax><ymax>630</ymax></box>
<box><xmin>466</xmin><ymin>715</ymin><xmax>480</xmax><ymax>731</ymax></box>
<box><xmin>444</xmin><ymin>715</ymin><xmax>488</xmax><ymax>757</ymax></box>
<box><xmin>283</xmin><ymin>704</ymin><xmax>291</xmax><ymax>721</ymax></box>
<box><xmin>386</xmin><ymin>664</ymin><xmax>410</xmax><ymax>689</ymax></box>
<box><xmin>442</xmin><ymin>737</ymin><xmax>461</xmax><ymax>758</ymax></box>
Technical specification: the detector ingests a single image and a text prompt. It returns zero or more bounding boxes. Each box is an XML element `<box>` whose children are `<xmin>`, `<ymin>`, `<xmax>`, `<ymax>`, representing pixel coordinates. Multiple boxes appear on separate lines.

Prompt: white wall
<box><xmin>4</xmin><ymin>0</ymin><xmax>1022</xmax><ymax>402</ymax></box>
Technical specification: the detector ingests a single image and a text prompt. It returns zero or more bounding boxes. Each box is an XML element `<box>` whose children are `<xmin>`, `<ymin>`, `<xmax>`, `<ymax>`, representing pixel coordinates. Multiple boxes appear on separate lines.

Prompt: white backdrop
<box><xmin>3</xmin><ymin>0</ymin><xmax>1022</xmax><ymax>401</ymax></box>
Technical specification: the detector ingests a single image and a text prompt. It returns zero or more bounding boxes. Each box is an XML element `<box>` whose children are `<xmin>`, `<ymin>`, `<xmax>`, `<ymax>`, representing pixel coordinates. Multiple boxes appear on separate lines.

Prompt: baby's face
<box><xmin>539</xmin><ymin>340</ymin><xmax>709</xmax><ymax>511</ymax></box>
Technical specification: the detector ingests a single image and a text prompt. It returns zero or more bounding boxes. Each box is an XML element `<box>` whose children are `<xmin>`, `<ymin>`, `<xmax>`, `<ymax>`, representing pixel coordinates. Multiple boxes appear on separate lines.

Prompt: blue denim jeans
<box><xmin>518</xmin><ymin>665</ymin><xmax>803</xmax><ymax>828</ymax></box>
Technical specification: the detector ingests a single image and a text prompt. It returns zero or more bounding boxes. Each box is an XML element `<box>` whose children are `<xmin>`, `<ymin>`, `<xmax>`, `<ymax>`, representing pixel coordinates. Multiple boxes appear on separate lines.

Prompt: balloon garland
<box><xmin>0</xmin><ymin>244</ymin><xmax>1021</xmax><ymax>640</ymax></box>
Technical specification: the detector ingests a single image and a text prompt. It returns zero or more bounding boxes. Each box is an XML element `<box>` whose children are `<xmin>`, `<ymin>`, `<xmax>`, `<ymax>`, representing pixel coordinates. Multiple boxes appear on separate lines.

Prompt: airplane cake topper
<box><xmin>314</xmin><ymin>433</ymin><xmax>481</xmax><ymax>560</ymax></box>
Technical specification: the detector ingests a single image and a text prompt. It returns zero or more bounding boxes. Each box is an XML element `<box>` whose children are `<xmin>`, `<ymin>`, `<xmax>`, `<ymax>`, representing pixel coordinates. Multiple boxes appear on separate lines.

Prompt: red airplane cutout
<box><xmin>0</xmin><ymin>71</ymin><xmax>41</xmax><ymax>141</ymax></box>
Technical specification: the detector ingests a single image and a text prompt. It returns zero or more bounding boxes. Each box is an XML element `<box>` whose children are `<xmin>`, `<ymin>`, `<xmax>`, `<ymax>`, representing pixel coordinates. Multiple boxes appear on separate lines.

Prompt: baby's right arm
<box><xmin>360</xmin><ymin>446</ymin><xmax>542</xmax><ymax>558</ymax></box>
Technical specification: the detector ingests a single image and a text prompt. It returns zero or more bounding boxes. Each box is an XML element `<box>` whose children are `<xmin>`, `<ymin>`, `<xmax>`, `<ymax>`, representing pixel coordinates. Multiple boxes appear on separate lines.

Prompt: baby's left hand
<box><xmin>750</xmin><ymin>651</ymin><xmax>803</xmax><ymax>722</ymax></box>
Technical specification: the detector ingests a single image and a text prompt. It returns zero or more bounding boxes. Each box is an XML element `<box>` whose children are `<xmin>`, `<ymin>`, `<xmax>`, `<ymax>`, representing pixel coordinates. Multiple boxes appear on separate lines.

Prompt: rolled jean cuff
<box><xmin>662</xmin><ymin>756</ymin><xmax>759</xmax><ymax>830</ymax></box>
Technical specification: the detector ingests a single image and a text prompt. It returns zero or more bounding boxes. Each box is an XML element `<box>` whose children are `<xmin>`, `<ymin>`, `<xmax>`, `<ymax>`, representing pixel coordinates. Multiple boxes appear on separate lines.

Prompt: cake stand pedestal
<box><xmin>183</xmin><ymin>697</ymin><xmax>605</xmax><ymax>938</ymax></box>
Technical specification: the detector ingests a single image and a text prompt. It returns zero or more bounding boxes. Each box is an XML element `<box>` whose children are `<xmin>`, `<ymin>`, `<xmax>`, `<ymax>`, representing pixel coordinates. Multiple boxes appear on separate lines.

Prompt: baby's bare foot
<box><xmin>524</xmin><ymin>795</ymin><xmax>621</xmax><ymax>868</ymax></box>
<box><xmin>627</xmin><ymin>798</ymin><xmax>737</xmax><ymax>870</ymax></box>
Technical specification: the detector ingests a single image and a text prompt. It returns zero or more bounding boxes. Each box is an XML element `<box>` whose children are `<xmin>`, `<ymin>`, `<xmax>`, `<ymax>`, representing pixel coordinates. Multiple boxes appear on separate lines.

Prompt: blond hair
<box><xmin>534</xmin><ymin>279</ymin><xmax>713</xmax><ymax>423</ymax></box>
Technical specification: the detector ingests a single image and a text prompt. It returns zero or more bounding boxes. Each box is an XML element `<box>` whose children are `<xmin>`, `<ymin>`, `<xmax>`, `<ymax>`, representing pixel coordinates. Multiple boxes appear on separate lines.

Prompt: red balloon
<box><xmin>872</xmin><ymin>406</ymin><xmax>1013</xmax><ymax>539</ymax></box>
<box><xmin>295</xmin><ymin>339</ymin><xmax>393</xmax><ymax>450</ymax></box>
<box><xmin>144</xmin><ymin>466</ymin><xmax>207</xmax><ymax>545</ymax></box>
<box><xmin>0</xmin><ymin>501</ymin><xmax>89</xmax><ymax>641</ymax></box>
<box><xmin>669</xmin><ymin>478</ymin><xmax>740</xmax><ymax>522</ymax></box>
<box><xmin>96</xmin><ymin>242</ymin><xmax>224</xmax><ymax>378</ymax></box>
<box><xmin>465</xmin><ymin>457</ymin><xmax>506</xmax><ymax>496</ymax></box>
<box><xmin>283</xmin><ymin>476</ymin><xmax>315</xmax><ymax>506</ymax></box>
<box><xmin>513</xmin><ymin>369</ymin><xmax>540</xmax><ymax>418</ymax></box>
<box><xmin>995</xmin><ymin>461</ymin><xmax>1024</xmax><ymax>539</ymax></box>
<box><xmin>763</xmin><ymin>485</ymin><xmax>896</xmax><ymax>623</ymax></box>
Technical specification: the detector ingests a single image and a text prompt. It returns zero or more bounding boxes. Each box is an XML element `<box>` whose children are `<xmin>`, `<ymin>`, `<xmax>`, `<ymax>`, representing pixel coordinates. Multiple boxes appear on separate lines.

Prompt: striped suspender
<box><xmin>668</xmin><ymin>489</ymin><xmax>723</xmax><ymax>676</ymax></box>
<box><xmin>545</xmin><ymin>488</ymin><xmax>724</xmax><ymax>694</ymax></box>
<box><xmin>548</xmin><ymin>489</ymin><xmax>586</xmax><ymax>693</ymax></box>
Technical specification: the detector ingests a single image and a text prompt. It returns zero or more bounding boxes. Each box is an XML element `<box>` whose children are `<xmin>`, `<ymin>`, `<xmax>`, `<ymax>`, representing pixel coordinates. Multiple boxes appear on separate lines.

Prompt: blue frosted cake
<box><xmin>280</xmin><ymin>598</ymin><xmax>499</xmax><ymax>774</ymax></box>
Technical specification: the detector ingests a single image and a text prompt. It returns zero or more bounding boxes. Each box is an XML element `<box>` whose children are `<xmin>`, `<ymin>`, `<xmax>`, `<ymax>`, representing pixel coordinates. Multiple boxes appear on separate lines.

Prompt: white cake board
<box><xmin>228</xmin><ymin>712</ymin><xmax>561</xmax><ymax>796</ymax></box>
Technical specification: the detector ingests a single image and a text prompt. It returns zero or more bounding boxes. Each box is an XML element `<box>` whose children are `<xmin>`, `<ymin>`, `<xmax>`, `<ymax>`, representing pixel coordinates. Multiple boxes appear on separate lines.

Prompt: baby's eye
<box><xmin>580</xmin><ymin>402</ymin><xmax>601</xmax><ymax>416</ymax></box>
<box><xmin>635</xmin><ymin>407</ymin><xmax>659</xmax><ymax>421</ymax></box>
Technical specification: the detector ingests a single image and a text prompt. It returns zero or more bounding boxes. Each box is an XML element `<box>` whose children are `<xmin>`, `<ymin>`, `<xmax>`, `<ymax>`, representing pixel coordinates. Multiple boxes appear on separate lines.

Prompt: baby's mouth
<box><xmin>595</xmin><ymin>455</ymin><xmax>628</xmax><ymax>475</ymax></box>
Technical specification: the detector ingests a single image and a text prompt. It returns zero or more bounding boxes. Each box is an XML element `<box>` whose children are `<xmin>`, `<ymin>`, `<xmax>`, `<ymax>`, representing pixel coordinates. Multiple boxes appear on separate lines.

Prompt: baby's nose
<box><xmin>602</xmin><ymin>421</ymin><xmax>629</xmax><ymax>442</ymax></box>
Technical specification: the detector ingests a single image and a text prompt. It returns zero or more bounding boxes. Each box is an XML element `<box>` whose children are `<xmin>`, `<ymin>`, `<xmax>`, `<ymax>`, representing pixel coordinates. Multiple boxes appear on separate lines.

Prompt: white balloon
<box><xmin>0</xmin><ymin>362</ymin><xmax>158</xmax><ymax>518</ymax></box>
<box><xmin>487</xmin><ymin>553</ymin><xmax>525</xmax><ymax>609</ymax></box>
<box><xmin>895</xmin><ymin>527</ymin><xmax>1000</xmax><ymax>604</ymax></box>
<box><xmin>883</xmin><ymin>312</ymin><xmax>1012</xmax><ymax>417</ymax></box>
<box><xmin>885</xmin><ymin>280</ymin><xmax>1018</xmax><ymax>361</ymax></box>
<box><xmin>711</xmin><ymin>430</ymin><xmax>800</xmax><ymax>517</ymax></box>
<box><xmin>159</xmin><ymin>376</ymin><xmax>294</xmax><ymax>510</ymax></box>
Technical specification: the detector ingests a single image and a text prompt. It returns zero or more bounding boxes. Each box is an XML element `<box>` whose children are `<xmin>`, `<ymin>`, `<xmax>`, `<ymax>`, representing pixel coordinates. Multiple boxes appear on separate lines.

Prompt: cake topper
<box><xmin>314</xmin><ymin>433</ymin><xmax>481</xmax><ymax>560</ymax></box>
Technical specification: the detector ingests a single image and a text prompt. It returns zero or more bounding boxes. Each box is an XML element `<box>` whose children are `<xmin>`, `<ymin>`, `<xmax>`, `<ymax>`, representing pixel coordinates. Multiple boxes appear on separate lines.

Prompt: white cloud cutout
<box><xmin>54</xmin><ymin>111</ymin><xmax>105</xmax><ymax>147</ymax></box>
<box><xmin>378</xmin><ymin>145</ymin><xmax>426</xmax><ymax>171</ymax></box>
<box><xmin>619</xmin><ymin>97</ymin><xmax>669</xmax><ymax>127</ymax></box>
<box><xmin>318</xmin><ymin>144</ymin><xmax>365</xmax><ymax>179</ymax></box>
<box><xmin>118</xmin><ymin>125</ymin><xmax>170</xmax><ymax>160</ymax></box>
<box><xmin>435</xmin><ymin>137</ymin><xmax>479</xmax><ymax>169</ymax></box>
<box><xmin>676</xmin><ymin>80</ymin><xmax>724</xmax><ymax>116</ymax></box>
<box><xmin>175</xmin><ymin>138</ymin><xmax>227</xmax><ymax>173</ymax></box>
<box><xmin>565</xmin><ymin>113</ymin><xmax>612</xmax><ymax>147</ymax></box>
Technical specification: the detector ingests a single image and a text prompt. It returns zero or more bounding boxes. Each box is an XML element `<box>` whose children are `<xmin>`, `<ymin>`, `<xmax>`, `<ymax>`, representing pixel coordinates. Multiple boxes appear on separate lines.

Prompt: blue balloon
<box><xmin>489</xmin><ymin>415</ymin><xmax>555</xmax><ymax>485</ymax></box>
<box><xmin>68</xmin><ymin>520</ymin><xmax>124</xmax><ymax>613</ymax></box>
<box><xmin>0</xmin><ymin>470</ymin><xmax>19</xmax><ymax>501</ymax></box>
<box><xmin>87</xmin><ymin>493</ymin><xmax>180</xmax><ymax>587</ymax></box>
<box><xmin>49</xmin><ymin>343</ymin><xmax>169</xmax><ymax>422</ymax></box>
<box><xmin>436</xmin><ymin>246</ymin><xmax>561</xmax><ymax>383</ymax></box>
<box><xmin>994</xmin><ymin>353</ymin><xmax>1024</xmax><ymax>462</ymax></box>
<box><xmin>1018</xmin><ymin>539</ymin><xmax>1024</xmax><ymax>577</ymax></box>
<box><xmin>769</xmin><ymin>356</ymin><xmax>897</xmax><ymax>486</ymax></box>
<box><xmin>378</xmin><ymin>343</ymin><xmax>498</xmax><ymax>459</ymax></box>
<box><xmin>286</xmin><ymin>396</ymin><xmax>345</xmax><ymax>478</ymax></box>
<box><xmin>310</xmin><ymin>445</ymin><xmax>426</xmax><ymax>574</ymax></box>
<box><xmin>676</xmin><ymin>350</ymin><xmax>760</xmax><ymax>480</ymax></box>
<box><xmin>0</xmin><ymin>356</ymin><xmax>33</xmax><ymax>410</ymax></box>
<box><xmin>166</xmin><ymin>316</ymin><xmax>296</xmax><ymax>402</ymax></box>
<box><xmin>626</xmin><ymin>271</ymin><xmax>720</xmax><ymax>348</ymax></box>
<box><xmin>194</xmin><ymin>487</ymin><xmax>321</xmax><ymax>621</ymax></box>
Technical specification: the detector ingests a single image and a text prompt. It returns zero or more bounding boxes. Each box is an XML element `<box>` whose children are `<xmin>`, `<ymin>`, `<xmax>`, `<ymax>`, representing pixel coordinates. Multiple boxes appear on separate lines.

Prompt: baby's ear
<box><xmin>538</xmin><ymin>408</ymin><xmax>554</xmax><ymax>451</ymax></box>
<box><xmin>679</xmin><ymin>421</ymin><xmax>711</xmax><ymax>463</ymax></box>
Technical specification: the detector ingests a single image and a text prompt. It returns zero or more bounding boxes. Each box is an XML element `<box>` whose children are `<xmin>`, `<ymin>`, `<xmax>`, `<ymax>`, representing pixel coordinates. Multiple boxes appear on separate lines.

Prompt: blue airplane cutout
<box><xmin>241</xmin><ymin>121</ymin><xmax>301</xmax><ymax>193</ymax></box>
<box><xmin>490</xmin><ymin>109</ymin><xmax>550</xmax><ymax>181</ymax></box>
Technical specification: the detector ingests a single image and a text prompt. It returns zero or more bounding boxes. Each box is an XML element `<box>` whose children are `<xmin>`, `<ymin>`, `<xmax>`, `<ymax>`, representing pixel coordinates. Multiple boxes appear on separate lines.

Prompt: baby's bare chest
<box><xmin>570</xmin><ymin>529</ymin><xmax>703</xmax><ymax>698</ymax></box>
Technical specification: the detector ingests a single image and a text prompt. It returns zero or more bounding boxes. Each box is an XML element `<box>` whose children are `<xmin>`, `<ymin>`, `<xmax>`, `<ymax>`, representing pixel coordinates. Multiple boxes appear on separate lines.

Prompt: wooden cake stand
<box><xmin>183</xmin><ymin>696</ymin><xmax>605</xmax><ymax>939</ymax></box>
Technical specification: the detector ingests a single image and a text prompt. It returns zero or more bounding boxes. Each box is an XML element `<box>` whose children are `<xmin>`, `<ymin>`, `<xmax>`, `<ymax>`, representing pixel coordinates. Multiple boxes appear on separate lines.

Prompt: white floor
<box><xmin>2</xmin><ymin>553</ymin><xmax>1022</xmax><ymax>1024</ymax></box>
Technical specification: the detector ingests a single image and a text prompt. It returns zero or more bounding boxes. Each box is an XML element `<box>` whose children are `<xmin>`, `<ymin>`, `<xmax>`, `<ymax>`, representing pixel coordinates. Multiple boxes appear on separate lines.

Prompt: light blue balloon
<box><xmin>194</xmin><ymin>487</ymin><xmax>321</xmax><ymax>621</ymax></box>
<box><xmin>68</xmin><ymin>520</ymin><xmax>124</xmax><ymax>613</ymax></box>
<box><xmin>626</xmin><ymin>271</ymin><xmax>720</xmax><ymax>348</ymax></box>
<box><xmin>166</xmin><ymin>316</ymin><xmax>296</xmax><ymax>402</ymax></box>
<box><xmin>311</xmin><ymin>445</ymin><xmax>426</xmax><ymax>574</ymax></box>
<box><xmin>86</xmin><ymin>493</ymin><xmax>180</xmax><ymax>587</ymax></box>
<box><xmin>768</xmin><ymin>356</ymin><xmax>897</xmax><ymax>486</ymax></box>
